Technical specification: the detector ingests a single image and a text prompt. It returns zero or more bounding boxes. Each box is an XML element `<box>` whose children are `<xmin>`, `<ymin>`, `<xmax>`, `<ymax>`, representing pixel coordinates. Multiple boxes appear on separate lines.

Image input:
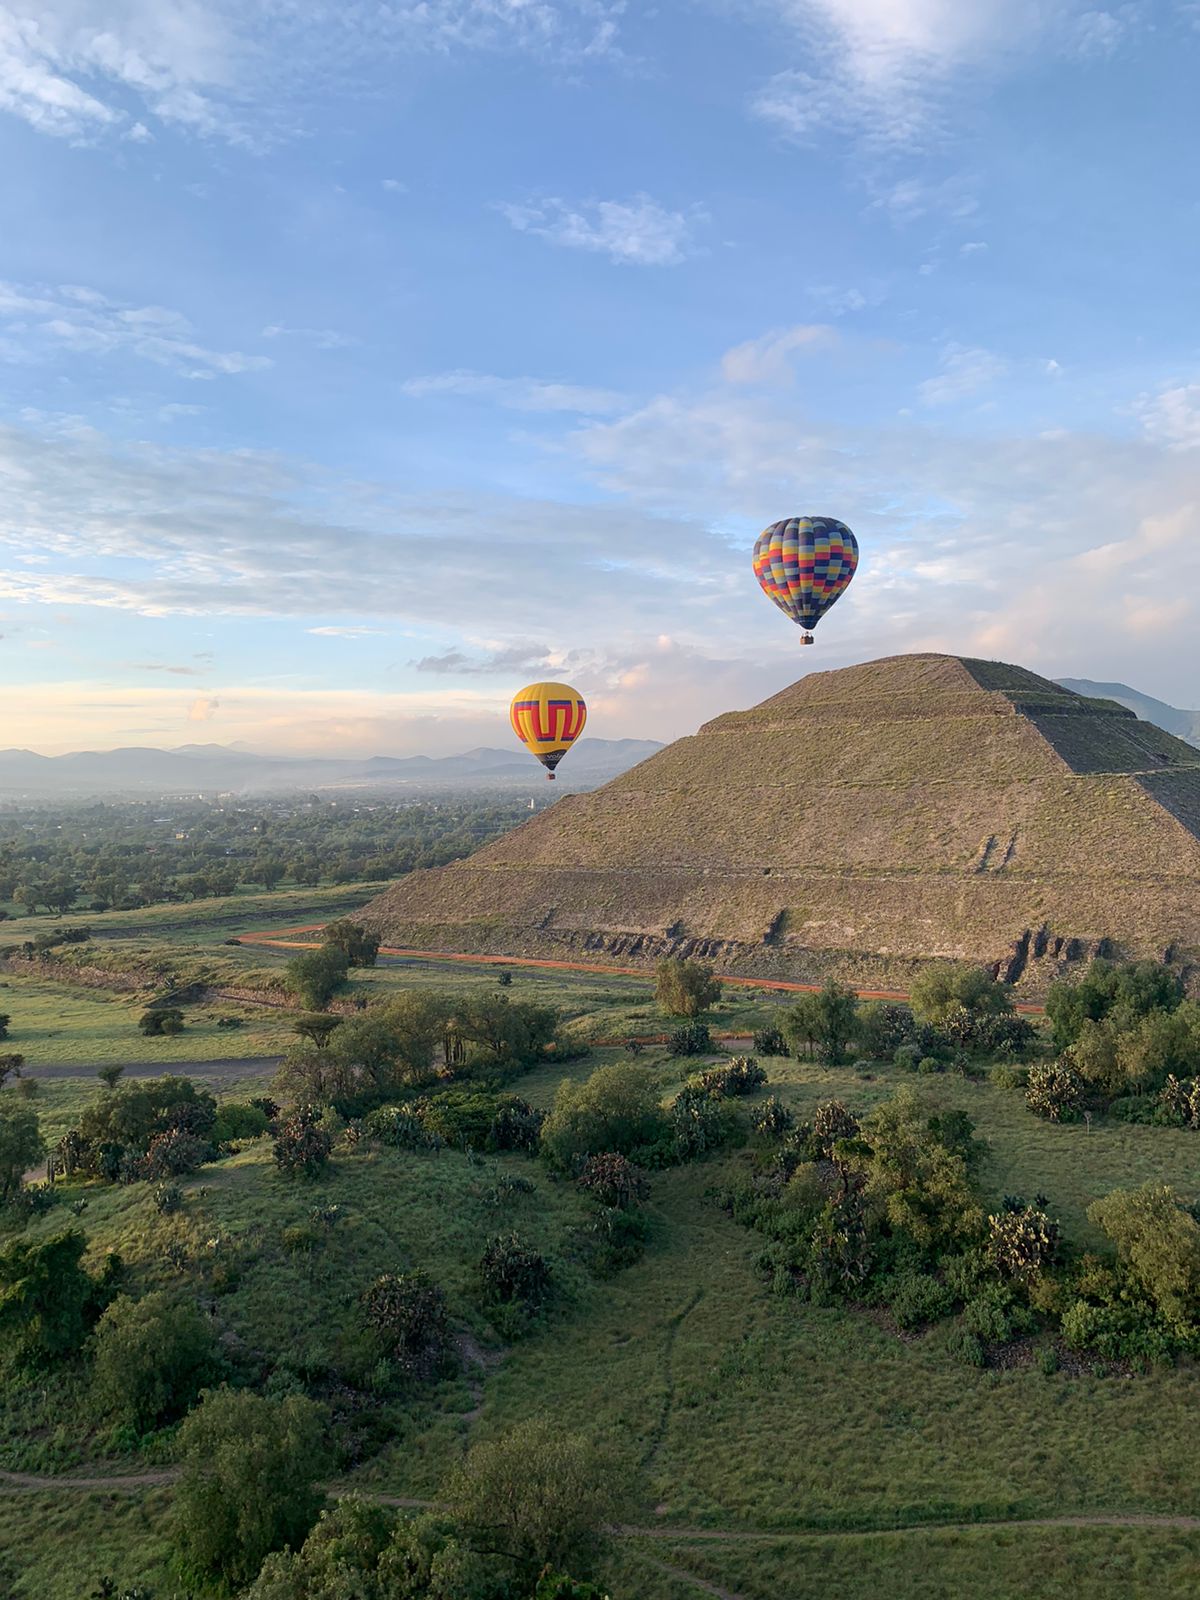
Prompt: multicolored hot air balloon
<box><xmin>752</xmin><ymin>515</ymin><xmax>858</xmax><ymax>645</ymax></box>
<box><xmin>509</xmin><ymin>681</ymin><xmax>587</xmax><ymax>780</ymax></box>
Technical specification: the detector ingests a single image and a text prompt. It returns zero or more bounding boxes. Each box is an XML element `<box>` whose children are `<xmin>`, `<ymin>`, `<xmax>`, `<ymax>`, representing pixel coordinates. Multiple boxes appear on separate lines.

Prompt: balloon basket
<box><xmin>547</xmin><ymin>773</ymin><xmax>555</xmax><ymax>781</ymax></box>
<box><xmin>801</xmin><ymin>634</ymin><xmax>814</xmax><ymax>646</ymax></box>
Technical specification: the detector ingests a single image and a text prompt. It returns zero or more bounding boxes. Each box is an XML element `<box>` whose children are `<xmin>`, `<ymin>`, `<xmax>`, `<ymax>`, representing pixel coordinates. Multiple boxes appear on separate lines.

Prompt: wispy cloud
<box><xmin>412</xmin><ymin>641</ymin><xmax>555</xmax><ymax>676</ymax></box>
<box><xmin>261</xmin><ymin>324</ymin><xmax>352</xmax><ymax>350</ymax></box>
<box><xmin>752</xmin><ymin>1</ymin><xmax>1129</xmax><ymax>150</ymax></box>
<box><xmin>497</xmin><ymin>195</ymin><xmax>705</xmax><ymax>266</ymax></box>
<box><xmin>917</xmin><ymin>343</ymin><xmax>1008</xmax><ymax>406</ymax></box>
<box><xmin>721</xmin><ymin>325</ymin><xmax>837</xmax><ymax>386</ymax></box>
<box><xmin>0</xmin><ymin>0</ymin><xmax>622</xmax><ymax>147</ymax></box>
<box><xmin>1137</xmin><ymin>384</ymin><xmax>1200</xmax><ymax>451</ymax></box>
<box><xmin>307</xmin><ymin>625</ymin><xmax>388</xmax><ymax>638</ymax></box>
<box><xmin>128</xmin><ymin>662</ymin><xmax>203</xmax><ymax>676</ymax></box>
<box><xmin>0</xmin><ymin>282</ymin><xmax>269</xmax><ymax>379</ymax></box>
<box><xmin>401</xmin><ymin>370</ymin><xmax>624</xmax><ymax>414</ymax></box>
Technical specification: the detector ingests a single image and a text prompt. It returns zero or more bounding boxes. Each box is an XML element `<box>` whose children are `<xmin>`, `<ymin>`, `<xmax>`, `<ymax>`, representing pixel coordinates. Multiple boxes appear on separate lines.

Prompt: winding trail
<box><xmin>3</xmin><ymin>1468</ymin><xmax>1198</xmax><ymax>1541</ymax></box>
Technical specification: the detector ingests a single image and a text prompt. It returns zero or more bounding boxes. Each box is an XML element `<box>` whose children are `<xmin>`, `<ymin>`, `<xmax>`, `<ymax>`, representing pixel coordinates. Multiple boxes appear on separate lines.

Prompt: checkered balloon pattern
<box><xmin>752</xmin><ymin>516</ymin><xmax>858</xmax><ymax>633</ymax></box>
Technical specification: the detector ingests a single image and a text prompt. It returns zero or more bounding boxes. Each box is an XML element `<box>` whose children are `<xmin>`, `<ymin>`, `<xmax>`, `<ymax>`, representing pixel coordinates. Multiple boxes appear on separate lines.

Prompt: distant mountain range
<box><xmin>0</xmin><ymin>738</ymin><xmax>664</xmax><ymax>799</ymax></box>
<box><xmin>1056</xmin><ymin>680</ymin><xmax>1200</xmax><ymax>746</ymax></box>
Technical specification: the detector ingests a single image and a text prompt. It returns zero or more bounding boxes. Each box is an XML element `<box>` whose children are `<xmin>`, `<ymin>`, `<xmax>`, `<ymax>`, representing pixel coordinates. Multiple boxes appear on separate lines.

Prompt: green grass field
<box><xmin>7</xmin><ymin>942</ymin><xmax>1200</xmax><ymax>1597</ymax></box>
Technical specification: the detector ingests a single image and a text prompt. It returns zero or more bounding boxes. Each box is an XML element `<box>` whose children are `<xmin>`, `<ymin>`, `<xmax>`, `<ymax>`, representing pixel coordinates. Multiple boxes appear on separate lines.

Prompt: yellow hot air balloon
<box><xmin>509</xmin><ymin>681</ymin><xmax>587</xmax><ymax>780</ymax></box>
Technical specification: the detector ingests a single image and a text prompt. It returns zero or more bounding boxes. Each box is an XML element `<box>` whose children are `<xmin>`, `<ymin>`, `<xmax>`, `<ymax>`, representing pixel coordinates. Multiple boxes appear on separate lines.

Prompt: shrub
<box><xmin>856</xmin><ymin>1002</ymin><xmax>914</xmax><ymax>1060</ymax></box>
<box><xmin>961</xmin><ymin>1282</ymin><xmax>1034</xmax><ymax>1343</ymax></box>
<box><xmin>479</xmin><ymin>1233</ymin><xmax>550</xmax><ymax>1307</ymax></box>
<box><xmin>991</xmin><ymin>1063</ymin><xmax>1028</xmax><ymax>1091</ymax></box>
<box><xmin>364</xmin><ymin>1105</ymin><xmax>433</xmax><ymax>1151</ymax></box>
<box><xmin>1025</xmin><ymin>1063</ymin><xmax>1084</xmax><ymax>1122</ymax></box>
<box><xmin>138</xmin><ymin>1007</ymin><xmax>185</xmax><ymax>1037</ymax></box>
<box><xmin>883</xmin><ymin>1270</ymin><xmax>953</xmax><ymax>1330</ymax></box>
<box><xmin>273</xmin><ymin>1107</ymin><xmax>333</xmax><ymax>1179</ymax></box>
<box><xmin>170</xmin><ymin>1388</ymin><xmax>328</xmax><ymax>1590</ymax></box>
<box><xmin>215</xmin><ymin>1015</ymin><xmax>243</xmax><ymax>1030</ymax></box>
<box><xmin>752</xmin><ymin>1095</ymin><xmax>793</xmax><ymax>1138</ymax></box>
<box><xmin>694</xmin><ymin>1057</ymin><xmax>766</xmax><ymax>1098</ymax></box>
<box><xmin>490</xmin><ymin>1096</ymin><xmax>545</xmax><ymax>1153</ymax></box>
<box><xmin>893</xmin><ymin>1043</ymin><xmax>921</xmax><ymax>1073</ymax></box>
<box><xmin>141</xmin><ymin>1128</ymin><xmax>209</xmax><ymax>1180</ymax></box>
<box><xmin>667</xmin><ymin>1021</ymin><xmax>711</xmax><ymax>1057</ymax></box>
<box><xmin>445</xmin><ymin>1418</ymin><xmax>627</xmax><ymax>1582</ymax></box>
<box><xmin>577</xmin><ymin>1152</ymin><xmax>649</xmax><ymax>1209</ymax></box>
<box><xmin>910</xmin><ymin>963</ymin><xmax>1012</xmax><ymax>1027</ymax></box>
<box><xmin>1088</xmin><ymin>1183</ymin><xmax>1200</xmax><ymax>1330</ymax></box>
<box><xmin>580</xmin><ymin>1204</ymin><xmax>649</xmax><ymax>1276</ymax></box>
<box><xmin>251</xmin><ymin>1097</ymin><xmax>281</xmax><ymax>1125</ymax></box>
<box><xmin>93</xmin><ymin>1291</ymin><xmax>218</xmax><ymax>1431</ymax></box>
<box><xmin>322</xmin><ymin>919</ymin><xmax>380</xmax><ymax>968</ymax></box>
<box><xmin>1046</xmin><ymin>958</ymin><xmax>1185</xmax><ymax>1052</ymax></box>
<box><xmin>212</xmin><ymin>1102</ymin><xmax>270</xmax><ymax>1144</ymax></box>
<box><xmin>752</xmin><ymin>1026</ymin><xmax>788</xmax><ymax>1058</ymax></box>
<box><xmin>284</xmin><ymin>945</ymin><xmax>351</xmax><ymax>1011</ymax></box>
<box><xmin>917</xmin><ymin>1055</ymin><xmax>942</xmax><ymax>1075</ymax></box>
<box><xmin>945</xmin><ymin>1326</ymin><xmax>986</xmax><ymax>1366</ymax></box>
<box><xmin>0</xmin><ymin>1230</ymin><xmax>99</xmax><ymax>1369</ymax></box>
<box><xmin>671</xmin><ymin>1085</ymin><xmax>736</xmax><ymax>1159</ymax></box>
<box><xmin>1158</xmin><ymin>1074</ymin><xmax>1200</xmax><ymax>1129</ymax></box>
<box><xmin>541</xmin><ymin>1063</ymin><xmax>668</xmax><ymax>1171</ymax></box>
<box><xmin>655</xmin><ymin>957</ymin><xmax>722</xmax><ymax>1018</ymax></box>
<box><xmin>360</xmin><ymin>1271</ymin><xmax>450</xmax><ymax>1378</ymax></box>
<box><xmin>0</xmin><ymin>1104</ymin><xmax>45</xmax><ymax>1204</ymax></box>
<box><xmin>782</xmin><ymin>982</ymin><xmax>858</xmax><ymax>1066</ymax></box>
<box><xmin>987</xmin><ymin>1205</ymin><xmax>1060</xmax><ymax>1282</ymax></box>
<box><xmin>153</xmin><ymin>1183</ymin><xmax>184</xmax><ymax>1214</ymax></box>
<box><xmin>810</xmin><ymin>1100</ymin><xmax>859</xmax><ymax>1159</ymax></box>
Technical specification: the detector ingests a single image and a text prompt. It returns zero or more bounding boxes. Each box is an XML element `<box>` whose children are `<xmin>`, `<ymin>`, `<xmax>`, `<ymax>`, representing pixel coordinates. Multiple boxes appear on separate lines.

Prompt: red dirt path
<box><xmin>237</xmin><ymin>924</ymin><xmax>1045</xmax><ymax>1013</ymax></box>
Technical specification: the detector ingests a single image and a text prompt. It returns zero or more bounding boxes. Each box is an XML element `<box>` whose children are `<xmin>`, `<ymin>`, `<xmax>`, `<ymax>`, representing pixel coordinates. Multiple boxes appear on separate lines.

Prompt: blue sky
<box><xmin>2</xmin><ymin>0</ymin><xmax>1199</xmax><ymax>754</ymax></box>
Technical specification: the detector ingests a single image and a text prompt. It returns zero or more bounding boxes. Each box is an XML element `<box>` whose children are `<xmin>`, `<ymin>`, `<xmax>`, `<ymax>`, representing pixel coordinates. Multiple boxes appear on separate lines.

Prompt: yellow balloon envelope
<box><xmin>509</xmin><ymin>681</ymin><xmax>587</xmax><ymax>780</ymax></box>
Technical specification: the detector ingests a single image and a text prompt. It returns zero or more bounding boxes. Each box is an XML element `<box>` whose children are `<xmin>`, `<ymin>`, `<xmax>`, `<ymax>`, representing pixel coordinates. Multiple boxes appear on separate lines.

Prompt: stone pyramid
<box><xmin>361</xmin><ymin>654</ymin><xmax>1200</xmax><ymax>989</ymax></box>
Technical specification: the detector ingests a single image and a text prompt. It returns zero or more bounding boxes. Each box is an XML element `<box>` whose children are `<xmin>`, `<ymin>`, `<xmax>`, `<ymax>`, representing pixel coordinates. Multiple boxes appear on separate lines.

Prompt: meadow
<box><xmin>5</xmin><ymin>907</ymin><xmax>1200</xmax><ymax>1598</ymax></box>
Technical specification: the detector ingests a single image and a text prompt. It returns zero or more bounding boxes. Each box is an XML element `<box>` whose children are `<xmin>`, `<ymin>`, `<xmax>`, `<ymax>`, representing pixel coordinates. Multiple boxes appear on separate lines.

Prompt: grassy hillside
<box><xmin>7</xmin><ymin>982</ymin><xmax>1200</xmax><ymax>1598</ymax></box>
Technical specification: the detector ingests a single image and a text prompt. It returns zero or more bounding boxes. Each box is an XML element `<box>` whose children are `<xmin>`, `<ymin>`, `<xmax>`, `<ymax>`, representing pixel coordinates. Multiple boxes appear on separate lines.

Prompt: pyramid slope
<box><xmin>361</xmin><ymin>654</ymin><xmax>1200</xmax><ymax>990</ymax></box>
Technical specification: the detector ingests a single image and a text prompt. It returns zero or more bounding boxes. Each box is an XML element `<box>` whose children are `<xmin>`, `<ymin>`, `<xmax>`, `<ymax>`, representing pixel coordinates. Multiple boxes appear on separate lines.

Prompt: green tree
<box><xmin>0</xmin><ymin>1053</ymin><xmax>24</xmax><ymax>1089</ymax></box>
<box><xmin>654</xmin><ymin>957</ymin><xmax>722</xmax><ymax>1018</ymax></box>
<box><xmin>909</xmin><ymin>962</ymin><xmax>1011</xmax><ymax>1028</ymax></box>
<box><xmin>285</xmin><ymin>946</ymin><xmax>351</xmax><ymax>1011</ymax></box>
<box><xmin>97</xmin><ymin>1063</ymin><xmax>124</xmax><ymax>1092</ymax></box>
<box><xmin>861</xmin><ymin>1088</ymin><xmax>983</xmax><ymax>1253</ymax></box>
<box><xmin>541</xmin><ymin>1063</ymin><xmax>667</xmax><ymax>1170</ymax></box>
<box><xmin>1088</xmin><ymin>1183</ymin><xmax>1200</xmax><ymax>1331</ymax></box>
<box><xmin>445</xmin><ymin>1418</ymin><xmax>628</xmax><ymax>1581</ymax></box>
<box><xmin>322</xmin><ymin>919</ymin><xmax>381</xmax><ymax>968</ymax></box>
<box><xmin>93</xmin><ymin>1292</ymin><xmax>218</xmax><ymax>1431</ymax></box>
<box><xmin>291</xmin><ymin>1013</ymin><xmax>344</xmax><ymax>1050</ymax></box>
<box><xmin>0</xmin><ymin>1013</ymin><xmax>9</xmax><ymax>1041</ymax></box>
<box><xmin>0</xmin><ymin>1104</ymin><xmax>44</xmax><ymax>1203</ymax></box>
<box><xmin>0</xmin><ymin>1230</ymin><xmax>98</xmax><ymax>1368</ymax></box>
<box><xmin>1045</xmin><ymin>958</ymin><xmax>1185</xmax><ymax>1051</ymax></box>
<box><xmin>170</xmin><ymin>1387</ymin><xmax>328</xmax><ymax>1590</ymax></box>
<box><xmin>782</xmin><ymin>980</ymin><xmax>859</xmax><ymax>1066</ymax></box>
<box><xmin>453</xmin><ymin>993</ymin><xmax>558</xmax><ymax>1066</ymax></box>
<box><xmin>138</xmin><ymin>1007</ymin><xmax>185</xmax><ymax>1037</ymax></box>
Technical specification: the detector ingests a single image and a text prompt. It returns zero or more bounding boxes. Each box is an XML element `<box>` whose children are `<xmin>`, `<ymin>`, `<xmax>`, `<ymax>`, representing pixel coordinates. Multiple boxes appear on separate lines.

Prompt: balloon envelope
<box><xmin>752</xmin><ymin>515</ymin><xmax>858</xmax><ymax>635</ymax></box>
<box><xmin>509</xmin><ymin>682</ymin><xmax>587</xmax><ymax>778</ymax></box>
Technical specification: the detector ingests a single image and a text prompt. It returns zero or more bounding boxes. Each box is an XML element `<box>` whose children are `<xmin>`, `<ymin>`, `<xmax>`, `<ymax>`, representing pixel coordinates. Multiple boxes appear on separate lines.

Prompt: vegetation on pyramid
<box><xmin>362</xmin><ymin>654</ymin><xmax>1200</xmax><ymax>991</ymax></box>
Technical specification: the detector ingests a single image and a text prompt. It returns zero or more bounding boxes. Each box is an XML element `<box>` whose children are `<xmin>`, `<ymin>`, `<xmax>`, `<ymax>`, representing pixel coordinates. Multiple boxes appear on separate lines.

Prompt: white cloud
<box><xmin>381</xmin><ymin>177</ymin><xmax>406</xmax><ymax>192</ymax></box>
<box><xmin>960</xmin><ymin>240</ymin><xmax>988</xmax><ymax>256</ymax></box>
<box><xmin>721</xmin><ymin>325</ymin><xmax>837</xmax><ymax>386</ymax></box>
<box><xmin>307</xmin><ymin>625</ymin><xmax>388</xmax><ymax>637</ymax></box>
<box><xmin>0</xmin><ymin>281</ymin><xmax>269</xmax><ymax>379</ymax></box>
<box><xmin>187</xmin><ymin>696</ymin><xmax>220</xmax><ymax>721</ymax></box>
<box><xmin>497</xmin><ymin>195</ymin><xmax>704</xmax><ymax>266</ymax></box>
<box><xmin>917</xmin><ymin>343</ymin><xmax>1008</xmax><ymax>406</ymax></box>
<box><xmin>0</xmin><ymin>0</ymin><xmax>622</xmax><ymax>146</ymax></box>
<box><xmin>1137</xmin><ymin>384</ymin><xmax>1200</xmax><ymax>451</ymax></box>
<box><xmin>261</xmin><ymin>324</ymin><xmax>351</xmax><ymax>350</ymax></box>
<box><xmin>400</xmin><ymin>370</ymin><xmax>625</xmax><ymax>414</ymax></box>
<box><xmin>753</xmin><ymin>1</ymin><xmax>1123</xmax><ymax>150</ymax></box>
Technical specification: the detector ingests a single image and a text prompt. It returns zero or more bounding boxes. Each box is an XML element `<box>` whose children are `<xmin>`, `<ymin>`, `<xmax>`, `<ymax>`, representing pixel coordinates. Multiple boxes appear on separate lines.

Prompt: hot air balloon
<box><xmin>509</xmin><ymin>681</ymin><xmax>587</xmax><ymax>780</ymax></box>
<box><xmin>752</xmin><ymin>515</ymin><xmax>858</xmax><ymax>645</ymax></box>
